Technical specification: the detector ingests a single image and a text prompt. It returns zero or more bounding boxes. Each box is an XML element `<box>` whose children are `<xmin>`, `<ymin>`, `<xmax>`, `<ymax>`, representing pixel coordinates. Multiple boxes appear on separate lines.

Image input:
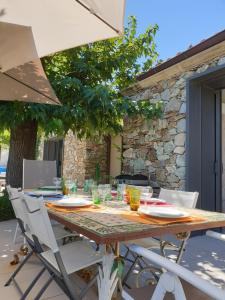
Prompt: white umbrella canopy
<box><xmin>0</xmin><ymin>22</ymin><xmax>60</xmax><ymax>105</ymax></box>
<box><xmin>0</xmin><ymin>0</ymin><xmax>125</xmax><ymax>66</ymax></box>
<box><xmin>0</xmin><ymin>0</ymin><xmax>125</xmax><ymax>105</ymax></box>
<box><xmin>0</xmin><ymin>59</ymin><xmax>61</xmax><ymax>105</ymax></box>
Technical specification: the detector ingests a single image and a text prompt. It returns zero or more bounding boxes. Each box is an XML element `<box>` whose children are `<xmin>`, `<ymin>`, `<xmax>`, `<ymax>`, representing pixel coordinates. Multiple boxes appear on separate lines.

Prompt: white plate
<box><xmin>40</xmin><ymin>186</ymin><xmax>59</xmax><ymax>190</ymax></box>
<box><xmin>28</xmin><ymin>190</ymin><xmax>62</xmax><ymax>197</ymax></box>
<box><xmin>138</xmin><ymin>206</ymin><xmax>189</xmax><ymax>219</ymax></box>
<box><xmin>141</xmin><ymin>197</ymin><xmax>166</xmax><ymax>203</ymax></box>
<box><xmin>53</xmin><ymin>198</ymin><xmax>92</xmax><ymax>208</ymax></box>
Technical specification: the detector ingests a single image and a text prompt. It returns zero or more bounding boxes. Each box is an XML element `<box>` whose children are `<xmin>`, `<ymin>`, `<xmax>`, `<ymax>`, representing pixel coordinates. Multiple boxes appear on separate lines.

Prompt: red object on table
<box><xmin>140</xmin><ymin>199</ymin><xmax>173</xmax><ymax>206</ymax></box>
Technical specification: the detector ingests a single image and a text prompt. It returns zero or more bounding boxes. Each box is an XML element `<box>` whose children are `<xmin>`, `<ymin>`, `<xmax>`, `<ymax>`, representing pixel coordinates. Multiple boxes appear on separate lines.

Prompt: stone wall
<box><xmin>122</xmin><ymin>55</ymin><xmax>225</xmax><ymax>190</ymax></box>
<box><xmin>63</xmin><ymin>131</ymin><xmax>109</xmax><ymax>186</ymax></box>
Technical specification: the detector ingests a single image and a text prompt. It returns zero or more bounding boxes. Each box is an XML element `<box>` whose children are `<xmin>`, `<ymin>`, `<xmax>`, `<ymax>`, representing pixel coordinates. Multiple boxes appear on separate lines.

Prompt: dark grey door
<box><xmin>43</xmin><ymin>139</ymin><xmax>64</xmax><ymax>177</ymax></box>
<box><xmin>201</xmin><ymin>86</ymin><xmax>218</xmax><ymax>211</ymax></box>
<box><xmin>187</xmin><ymin>66</ymin><xmax>225</xmax><ymax>215</ymax></box>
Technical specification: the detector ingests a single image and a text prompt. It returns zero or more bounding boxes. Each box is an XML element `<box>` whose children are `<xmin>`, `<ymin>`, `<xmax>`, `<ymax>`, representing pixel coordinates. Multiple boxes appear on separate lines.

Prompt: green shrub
<box><xmin>0</xmin><ymin>190</ymin><xmax>15</xmax><ymax>221</ymax></box>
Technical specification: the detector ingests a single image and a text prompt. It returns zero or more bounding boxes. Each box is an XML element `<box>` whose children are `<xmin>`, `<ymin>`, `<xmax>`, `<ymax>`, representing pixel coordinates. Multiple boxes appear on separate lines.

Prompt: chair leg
<box><xmin>33</xmin><ymin>274</ymin><xmax>54</xmax><ymax>300</ymax></box>
<box><xmin>20</xmin><ymin>267</ymin><xmax>46</xmax><ymax>300</ymax></box>
<box><xmin>122</xmin><ymin>256</ymin><xmax>139</xmax><ymax>287</ymax></box>
<box><xmin>176</xmin><ymin>239</ymin><xmax>188</xmax><ymax>264</ymax></box>
<box><xmin>13</xmin><ymin>223</ymin><xmax>19</xmax><ymax>244</ymax></box>
<box><xmin>5</xmin><ymin>249</ymin><xmax>34</xmax><ymax>286</ymax></box>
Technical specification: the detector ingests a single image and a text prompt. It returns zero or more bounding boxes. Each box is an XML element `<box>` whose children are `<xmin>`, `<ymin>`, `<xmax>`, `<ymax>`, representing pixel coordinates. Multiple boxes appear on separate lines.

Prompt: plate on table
<box><xmin>138</xmin><ymin>206</ymin><xmax>189</xmax><ymax>219</ymax></box>
<box><xmin>53</xmin><ymin>198</ymin><xmax>92</xmax><ymax>208</ymax></box>
<box><xmin>141</xmin><ymin>197</ymin><xmax>166</xmax><ymax>203</ymax></box>
<box><xmin>40</xmin><ymin>186</ymin><xmax>60</xmax><ymax>190</ymax></box>
<box><xmin>28</xmin><ymin>190</ymin><xmax>62</xmax><ymax>197</ymax></box>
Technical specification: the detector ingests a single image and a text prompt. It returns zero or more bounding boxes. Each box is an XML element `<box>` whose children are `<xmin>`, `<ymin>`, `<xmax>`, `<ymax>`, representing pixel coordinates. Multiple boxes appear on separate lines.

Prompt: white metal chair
<box><xmin>5</xmin><ymin>186</ymin><xmax>79</xmax><ymax>300</ymax></box>
<box><xmin>122</xmin><ymin>189</ymin><xmax>199</xmax><ymax>287</ymax></box>
<box><xmin>7</xmin><ymin>185</ymin><xmax>77</xmax><ymax>244</ymax></box>
<box><xmin>122</xmin><ymin>244</ymin><xmax>225</xmax><ymax>300</ymax></box>
<box><xmin>22</xmin><ymin>159</ymin><xmax>57</xmax><ymax>189</ymax></box>
<box><xmin>21</xmin><ymin>194</ymin><xmax>104</xmax><ymax>300</ymax></box>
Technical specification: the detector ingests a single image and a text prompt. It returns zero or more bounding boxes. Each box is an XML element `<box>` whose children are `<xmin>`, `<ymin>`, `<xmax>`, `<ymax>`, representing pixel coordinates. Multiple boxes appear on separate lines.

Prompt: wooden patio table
<box><xmin>47</xmin><ymin>201</ymin><xmax>225</xmax><ymax>245</ymax></box>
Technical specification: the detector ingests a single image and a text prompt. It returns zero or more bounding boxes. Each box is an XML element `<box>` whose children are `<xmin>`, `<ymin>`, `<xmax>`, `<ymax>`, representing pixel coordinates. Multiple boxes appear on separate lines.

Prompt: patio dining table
<box><xmin>45</xmin><ymin>197</ymin><xmax>225</xmax><ymax>299</ymax></box>
<box><xmin>47</xmin><ymin>200</ymin><xmax>225</xmax><ymax>249</ymax></box>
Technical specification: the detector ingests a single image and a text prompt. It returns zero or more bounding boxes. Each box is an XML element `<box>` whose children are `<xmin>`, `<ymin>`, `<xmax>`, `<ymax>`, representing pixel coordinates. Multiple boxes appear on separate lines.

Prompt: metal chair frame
<box><xmin>122</xmin><ymin>189</ymin><xmax>199</xmax><ymax>288</ymax></box>
<box><xmin>21</xmin><ymin>195</ymin><xmax>103</xmax><ymax>300</ymax></box>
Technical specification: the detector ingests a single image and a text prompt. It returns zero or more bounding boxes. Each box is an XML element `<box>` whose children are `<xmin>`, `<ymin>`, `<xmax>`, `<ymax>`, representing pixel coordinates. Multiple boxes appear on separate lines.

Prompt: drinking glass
<box><xmin>53</xmin><ymin>177</ymin><xmax>61</xmax><ymax>191</ymax></box>
<box><xmin>103</xmin><ymin>184</ymin><xmax>112</xmax><ymax>202</ymax></box>
<box><xmin>65</xmin><ymin>179</ymin><xmax>74</xmax><ymax>196</ymax></box>
<box><xmin>97</xmin><ymin>184</ymin><xmax>104</xmax><ymax>202</ymax></box>
<box><xmin>129</xmin><ymin>188</ymin><xmax>141</xmax><ymax>211</ymax></box>
<box><xmin>117</xmin><ymin>184</ymin><xmax>125</xmax><ymax>201</ymax></box>
<box><xmin>92</xmin><ymin>184</ymin><xmax>101</xmax><ymax>204</ymax></box>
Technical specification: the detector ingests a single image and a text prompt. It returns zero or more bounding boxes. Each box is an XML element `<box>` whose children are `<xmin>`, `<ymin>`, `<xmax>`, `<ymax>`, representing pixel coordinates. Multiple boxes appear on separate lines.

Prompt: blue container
<box><xmin>0</xmin><ymin>166</ymin><xmax>6</xmax><ymax>173</ymax></box>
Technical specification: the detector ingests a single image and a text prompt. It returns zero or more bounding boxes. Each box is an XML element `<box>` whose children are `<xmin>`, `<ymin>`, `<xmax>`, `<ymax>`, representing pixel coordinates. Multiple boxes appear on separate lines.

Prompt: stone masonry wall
<box><xmin>63</xmin><ymin>131</ymin><xmax>108</xmax><ymax>186</ymax></box>
<box><xmin>122</xmin><ymin>55</ymin><xmax>225</xmax><ymax>190</ymax></box>
<box><xmin>63</xmin><ymin>131</ymin><xmax>86</xmax><ymax>186</ymax></box>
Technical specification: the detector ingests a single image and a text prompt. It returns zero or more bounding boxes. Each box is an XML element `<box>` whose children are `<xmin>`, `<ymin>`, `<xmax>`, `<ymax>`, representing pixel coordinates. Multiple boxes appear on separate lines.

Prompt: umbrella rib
<box><xmin>3</xmin><ymin>72</ymin><xmax>60</xmax><ymax>105</ymax></box>
<box><xmin>74</xmin><ymin>0</ymin><xmax>121</xmax><ymax>35</ymax></box>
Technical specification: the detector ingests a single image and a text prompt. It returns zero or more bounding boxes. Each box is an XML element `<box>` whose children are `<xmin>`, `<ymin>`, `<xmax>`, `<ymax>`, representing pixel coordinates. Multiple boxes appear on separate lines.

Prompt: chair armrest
<box><xmin>130</xmin><ymin>244</ymin><xmax>225</xmax><ymax>300</ymax></box>
<box><xmin>206</xmin><ymin>230</ymin><xmax>225</xmax><ymax>242</ymax></box>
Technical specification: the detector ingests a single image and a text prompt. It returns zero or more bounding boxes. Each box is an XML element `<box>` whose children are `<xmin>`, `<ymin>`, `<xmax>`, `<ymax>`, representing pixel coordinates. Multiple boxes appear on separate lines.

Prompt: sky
<box><xmin>125</xmin><ymin>0</ymin><xmax>225</xmax><ymax>61</ymax></box>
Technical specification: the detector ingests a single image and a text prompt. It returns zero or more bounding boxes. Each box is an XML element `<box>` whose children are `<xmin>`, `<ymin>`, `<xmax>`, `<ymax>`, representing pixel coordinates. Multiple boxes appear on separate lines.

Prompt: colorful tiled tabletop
<box><xmin>47</xmin><ymin>201</ymin><xmax>225</xmax><ymax>244</ymax></box>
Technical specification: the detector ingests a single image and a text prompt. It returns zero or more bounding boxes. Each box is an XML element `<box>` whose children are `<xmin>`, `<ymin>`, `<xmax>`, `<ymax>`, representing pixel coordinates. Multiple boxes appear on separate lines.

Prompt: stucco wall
<box><xmin>122</xmin><ymin>55</ymin><xmax>225</xmax><ymax>190</ymax></box>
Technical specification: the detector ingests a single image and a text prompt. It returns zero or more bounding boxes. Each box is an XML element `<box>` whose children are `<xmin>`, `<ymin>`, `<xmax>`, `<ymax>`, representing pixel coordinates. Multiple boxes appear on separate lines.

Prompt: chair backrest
<box><xmin>6</xmin><ymin>185</ymin><xmax>28</xmax><ymax>227</ymax></box>
<box><xmin>23</xmin><ymin>159</ymin><xmax>57</xmax><ymax>189</ymax></box>
<box><xmin>159</xmin><ymin>188</ymin><xmax>199</xmax><ymax>208</ymax></box>
<box><xmin>22</xmin><ymin>194</ymin><xmax>58</xmax><ymax>253</ymax></box>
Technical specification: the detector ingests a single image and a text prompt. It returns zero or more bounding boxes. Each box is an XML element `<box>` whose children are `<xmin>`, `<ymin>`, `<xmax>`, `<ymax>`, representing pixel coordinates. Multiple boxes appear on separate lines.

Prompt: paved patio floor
<box><xmin>1</xmin><ymin>219</ymin><xmax>225</xmax><ymax>299</ymax></box>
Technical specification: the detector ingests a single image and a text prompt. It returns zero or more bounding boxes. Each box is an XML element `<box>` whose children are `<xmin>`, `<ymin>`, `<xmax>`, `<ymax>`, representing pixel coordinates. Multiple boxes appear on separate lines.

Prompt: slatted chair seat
<box><xmin>41</xmin><ymin>240</ymin><xmax>102</xmax><ymax>274</ymax></box>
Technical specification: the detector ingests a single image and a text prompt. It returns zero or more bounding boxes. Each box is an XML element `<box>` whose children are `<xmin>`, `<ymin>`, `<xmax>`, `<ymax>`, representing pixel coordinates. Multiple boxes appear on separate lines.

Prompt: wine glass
<box><xmin>53</xmin><ymin>177</ymin><xmax>61</xmax><ymax>191</ymax></box>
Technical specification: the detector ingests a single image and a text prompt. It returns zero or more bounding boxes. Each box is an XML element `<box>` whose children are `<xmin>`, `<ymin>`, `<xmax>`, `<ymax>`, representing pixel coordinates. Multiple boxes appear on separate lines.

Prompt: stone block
<box><xmin>174</xmin><ymin>146</ymin><xmax>185</xmax><ymax>155</ymax></box>
<box><xmin>177</xmin><ymin>118</ymin><xmax>186</xmax><ymax>133</ymax></box>
<box><xmin>161</xmin><ymin>89</ymin><xmax>170</xmax><ymax>101</ymax></box>
<box><xmin>176</xmin><ymin>154</ymin><xmax>186</xmax><ymax>167</ymax></box>
<box><xmin>175</xmin><ymin>167</ymin><xmax>186</xmax><ymax>180</ymax></box>
<box><xmin>179</xmin><ymin>103</ymin><xmax>186</xmax><ymax>114</ymax></box>
<box><xmin>123</xmin><ymin>148</ymin><xmax>135</xmax><ymax>159</ymax></box>
<box><xmin>218</xmin><ymin>56</ymin><xmax>225</xmax><ymax>66</ymax></box>
<box><xmin>165</xmin><ymin>99</ymin><xmax>181</xmax><ymax>112</ymax></box>
<box><xmin>167</xmin><ymin>174</ymin><xmax>179</xmax><ymax>183</ymax></box>
<box><xmin>164</xmin><ymin>141</ymin><xmax>174</xmax><ymax>154</ymax></box>
<box><xmin>174</xmin><ymin>133</ymin><xmax>185</xmax><ymax>146</ymax></box>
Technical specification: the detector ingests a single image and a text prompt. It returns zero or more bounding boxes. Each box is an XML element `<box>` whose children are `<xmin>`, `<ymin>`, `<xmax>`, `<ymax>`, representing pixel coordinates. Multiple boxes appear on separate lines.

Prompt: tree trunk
<box><xmin>6</xmin><ymin>120</ymin><xmax>38</xmax><ymax>188</ymax></box>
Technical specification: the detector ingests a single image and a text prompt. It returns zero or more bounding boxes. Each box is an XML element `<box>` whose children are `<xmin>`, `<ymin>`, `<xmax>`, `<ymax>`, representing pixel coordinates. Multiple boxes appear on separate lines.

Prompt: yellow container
<box><xmin>129</xmin><ymin>188</ymin><xmax>141</xmax><ymax>211</ymax></box>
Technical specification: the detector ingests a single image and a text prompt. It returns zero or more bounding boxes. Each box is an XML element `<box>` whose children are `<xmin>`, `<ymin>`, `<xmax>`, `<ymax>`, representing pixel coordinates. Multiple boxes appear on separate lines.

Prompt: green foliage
<box><xmin>0</xmin><ymin>190</ymin><xmax>15</xmax><ymax>221</ymax></box>
<box><xmin>0</xmin><ymin>16</ymin><xmax>162</xmax><ymax>139</ymax></box>
<box><xmin>0</xmin><ymin>130</ymin><xmax>10</xmax><ymax>147</ymax></box>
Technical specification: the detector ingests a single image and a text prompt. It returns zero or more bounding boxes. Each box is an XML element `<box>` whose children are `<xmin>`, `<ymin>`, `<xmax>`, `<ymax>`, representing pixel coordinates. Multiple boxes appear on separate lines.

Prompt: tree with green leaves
<box><xmin>0</xmin><ymin>16</ymin><xmax>162</xmax><ymax>187</ymax></box>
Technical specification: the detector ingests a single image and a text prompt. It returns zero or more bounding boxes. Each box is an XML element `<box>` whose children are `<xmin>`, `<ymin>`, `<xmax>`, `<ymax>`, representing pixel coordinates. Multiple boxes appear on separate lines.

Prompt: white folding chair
<box><xmin>7</xmin><ymin>185</ymin><xmax>77</xmax><ymax>244</ymax></box>
<box><xmin>122</xmin><ymin>244</ymin><xmax>225</xmax><ymax>300</ymax></box>
<box><xmin>21</xmin><ymin>194</ymin><xmax>104</xmax><ymax>300</ymax></box>
<box><xmin>22</xmin><ymin>159</ymin><xmax>57</xmax><ymax>189</ymax></box>
<box><xmin>5</xmin><ymin>186</ymin><xmax>80</xmax><ymax>300</ymax></box>
<box><xmin>123</xmin><ymin>189</ymin><xmax>199</xmax><ymax>287</ymax></box>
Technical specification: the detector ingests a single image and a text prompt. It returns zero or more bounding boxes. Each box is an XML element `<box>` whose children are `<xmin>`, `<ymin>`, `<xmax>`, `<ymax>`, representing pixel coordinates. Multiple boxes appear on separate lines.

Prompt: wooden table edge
<box><xmin>49</xmin><ymin>211</ymin><xmax>225</xmax><ymax>245</ymax></box>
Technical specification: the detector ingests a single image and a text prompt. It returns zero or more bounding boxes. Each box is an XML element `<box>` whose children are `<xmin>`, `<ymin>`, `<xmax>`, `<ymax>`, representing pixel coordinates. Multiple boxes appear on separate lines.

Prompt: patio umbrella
<box><xmin>0</xmin><ymin>0</ymin><xmax>125</xmax><ymax>66</ymax></box>
<box><xmin>0</xmin><ymin>0</ymin><xmax>125</xmax><ymax>105</ymax></box>
<box><xmin>0</xmin><ymin>22</ymin><xmax>60</xmax><ymax>105</ymax></box>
